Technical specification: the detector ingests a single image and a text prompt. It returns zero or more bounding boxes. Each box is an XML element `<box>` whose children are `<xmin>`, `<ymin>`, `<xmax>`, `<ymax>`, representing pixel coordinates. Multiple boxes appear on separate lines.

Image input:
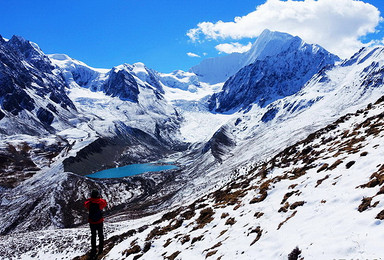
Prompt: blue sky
<box><xmin>1</xmin><ymin>0</ymin><xmax>384</xmax><ymax>73</ymax></box>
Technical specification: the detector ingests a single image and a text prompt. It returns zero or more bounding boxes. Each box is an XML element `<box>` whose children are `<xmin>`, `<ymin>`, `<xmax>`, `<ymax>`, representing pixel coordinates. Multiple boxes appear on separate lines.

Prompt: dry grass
<box><xmin>191</xmin><ymin>235</ymin><xmax>204</xmax><ymax>244</ymax></box>
<box><xmin>376</xmin><ymin>210</ymin><xmax>384</xmax><ymax>220</ymax></box>
<box><xmin>163</xmin><ymin>238</ymin><xmax>172</xmax><ymax>248</ymax></box>
<box><xmin>179</xmin><ymin>235</ymin><xmax>190</xmax><ymax>245</ymax></box>
<box><xmin>225</xmin><ymin>217</ymin><xmax>236</xmax><ymax>226</ymax></box>
<box><xmin>194</xmin><ymin>207</ymin><xmax>215</xmax><ymax>229</ymax></box>
<box><xmin>358</xmin><ymin>197</ymin><xmax>373</xmax><ymax>212</ymax></box>
<box><xmin>278</xmin><ymin>211</ymin><xmax>297</xmax><ymax>230</ymax></box>
<box><xmin>278</xmin><ymin>202</ymin><xmax>290</xmax><ymax>213</ymax></box>
<box><xmin>221</xmin><ymin>213</ymin><xmax>229</xmax><ymax>219</ymax></box>
<box><xmin>315</xmin><ymin>175</ymin><xmax>330</xmax><ymax>188</ymax></box>
<box><xmin>254</xmin><ymin>212</ymin><xmax>264</xmax><ymax>219</ymax></box>
<box><xmin>213</xmin><ymin>189</ymin><xmax>247</xmax><ymax>207</ymax></box>
<box><xmin>166</xmin><ymin>251</ymin><xmax>181</xmax><ymax>260</ymax></box>
<box><xmin>249</xmin><ymin>226</ymin><xmax>262</xmax><ymax>246</ymax></box>
<box><xmin>122</xmin><ymin>244</ymin><xmax>141</xmax><ymax>257</ymax></box>
<box><xmin>281</xmin><ymin>190</ymin><xmax>299</xmax><ymax>204</ymax></box>
<box><xmin>345</xmin><ymin>161</ymin><xmax>355</xmax><ymax>169</ymax></box>
<box><xmin>146</xmin><ymin>219</ymin><xmax>183</xmax><ymax>241</ymax></box>
<box><xmin>328</xmin><ymin>159</ymin><xmax>343</xmax><ymax>170</ymax></box>
<box><xmin>317</xmin><ymin>163</ymin><xmax>329</xmax><ymax>173</ymax></box>
<box><xmin>206</xmin><ymin>250</ymin><xmax>218</xmax><ymax>258</ymax></box>
<box><xmin>290</xmin><ymin>201</ymin><xmax>305</xmax><ymax>210</ymax></box>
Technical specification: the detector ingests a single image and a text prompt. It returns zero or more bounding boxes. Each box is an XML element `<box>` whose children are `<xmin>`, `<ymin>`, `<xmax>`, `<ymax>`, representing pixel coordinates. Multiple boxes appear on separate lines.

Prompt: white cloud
<box><xmin>187</xmin><ymin>52</ymin><xmax>201</xmax><ymax>58</ymax></box>
<box><xmin>187</xmin><ymin>0</ymin><xmax>382</xmax><ymax>58</ymax></box>
<box><xmin>215</xmin><ymin>42</ymin><xmax>252</xmax><ymax>54</ymax></box>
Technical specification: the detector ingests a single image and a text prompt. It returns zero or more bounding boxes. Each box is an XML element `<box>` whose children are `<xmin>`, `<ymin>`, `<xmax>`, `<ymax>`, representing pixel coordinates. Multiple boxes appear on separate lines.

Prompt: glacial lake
<box><xmin>86</xmin><ymin>163</ymin><xmax>178</xmax><ymax>179</ymax></box>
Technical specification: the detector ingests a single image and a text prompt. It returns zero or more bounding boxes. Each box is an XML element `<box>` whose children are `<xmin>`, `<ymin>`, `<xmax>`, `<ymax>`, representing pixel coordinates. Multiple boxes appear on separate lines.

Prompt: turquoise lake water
<box><xmin>86</xmin><ymin>163</ymin><xmax>178</xmax><ymax>178</ymax></box>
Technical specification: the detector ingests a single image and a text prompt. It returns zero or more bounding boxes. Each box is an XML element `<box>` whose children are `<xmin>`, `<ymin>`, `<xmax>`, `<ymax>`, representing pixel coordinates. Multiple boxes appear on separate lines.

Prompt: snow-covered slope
<box><xmin>174</xmin><ymin>45</ymin><xmax>384</xmax><ymax>209</ymax></box>
<box><xmin>3</xmin><ymin>95</ymin><xmax>384</xmax><ymax>259</ymax></box>
<box><xmin>0</xmin><ymin>36</ymin><xmax>187</xmax><ymax>234</ymax></box>
<box><xmin>190</xmin><ymin>29</ymin><xmax>338</xmax><ymax>85</ymax></box>
<box><xmin>209</xmin><ymin>33</ymin><xmax>339</xmax><ymax>112</ymax></box>
<box><xmin>2</xmin><ymin>30</ymin><xmax>384</xmax><ymax>260</ymax></box>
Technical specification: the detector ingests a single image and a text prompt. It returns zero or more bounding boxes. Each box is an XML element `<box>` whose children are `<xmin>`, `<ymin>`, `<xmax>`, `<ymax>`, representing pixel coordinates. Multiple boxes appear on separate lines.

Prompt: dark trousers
<box><xmin>90</xmin><ymin>223</ymin><xmax>104</xmax><ymax>253</ymax></box>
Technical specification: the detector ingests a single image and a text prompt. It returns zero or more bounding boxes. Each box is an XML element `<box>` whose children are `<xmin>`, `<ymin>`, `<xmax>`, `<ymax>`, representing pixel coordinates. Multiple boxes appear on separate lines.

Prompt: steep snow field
<box><xmin>3</xmin><ymin>96</ymin><xmax>384</xmax><ymax>260</ymax></box>
<box><xmin>171</xmin><ymin>45</ymin><xmax>384</xmax><ymax>208</ymax></box>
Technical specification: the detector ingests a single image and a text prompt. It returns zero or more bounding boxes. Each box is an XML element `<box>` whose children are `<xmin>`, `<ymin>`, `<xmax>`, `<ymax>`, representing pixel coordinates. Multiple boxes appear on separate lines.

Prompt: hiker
<box><xmin>84</xmin><ymin>190</ymin><xmax>107</xmax><ymax>256</ymax></box>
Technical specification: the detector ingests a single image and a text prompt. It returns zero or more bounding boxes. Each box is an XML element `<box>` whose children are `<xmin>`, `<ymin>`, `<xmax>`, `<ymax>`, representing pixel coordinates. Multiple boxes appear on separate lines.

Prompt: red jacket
<box><xmin>84</xmin><ymin>197</ymin><xmax>107</xmax><ymax>224</ymax></box>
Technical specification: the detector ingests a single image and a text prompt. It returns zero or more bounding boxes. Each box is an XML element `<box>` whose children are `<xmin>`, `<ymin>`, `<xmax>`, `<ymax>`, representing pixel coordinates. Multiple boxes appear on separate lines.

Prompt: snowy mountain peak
<box><xmin>208</xmin><ymin>32</ymin><xmax>339</xmax><ymax>113</ymax></box>
<box><xmin>7</xmin><ymin>35</ymin><xmax>45</xmax><ymax>57</ymax></box>
<box><xmin>8</xmin><ymin>35</ymin><xmax>29</xmax><ymax>46</ymax></box>
<box><xmin>190</xmin><ymin>30</ymin><xmax>337</xmax><ymax>84</ymax></box>
<box><xmin>0</xmin><ymin>34</ymin><xmax>6</xmax><ymax>43</ymax></box>
<box><xmin>245</xmin><ymin>29</ymin><xmax>300</xmax><ymax>63</ymax></box>
<box><xmin>343</xmin><ymin>46</ymin><xmax>384</xmax><ymax>66</ymax></box>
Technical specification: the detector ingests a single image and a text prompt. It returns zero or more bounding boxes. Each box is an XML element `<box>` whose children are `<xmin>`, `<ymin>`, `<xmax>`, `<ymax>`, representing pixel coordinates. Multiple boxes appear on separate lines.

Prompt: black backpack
<box><xmin>89</xmin><ymin>202</ymin><xmax>103</xmax><ymax>222</ymax></box>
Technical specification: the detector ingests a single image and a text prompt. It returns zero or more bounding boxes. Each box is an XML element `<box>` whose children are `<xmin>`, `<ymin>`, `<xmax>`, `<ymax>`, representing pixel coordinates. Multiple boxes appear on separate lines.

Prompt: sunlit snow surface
<box><xmin>3</xmin><ymin>95</ymin><xmax>384</xmax><ymax>259</ymax></box>
<box><xmin>2</xmin><ymin>35</ymin><xmax>384</xmax><ymax>259</ymax></box>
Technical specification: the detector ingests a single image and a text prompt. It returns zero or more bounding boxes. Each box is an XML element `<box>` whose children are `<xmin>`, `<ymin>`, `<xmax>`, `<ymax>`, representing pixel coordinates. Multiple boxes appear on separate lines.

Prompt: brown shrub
<box><xmin>163</xmin><ymin>238</ymin><xmax>172</xmax><ymax>248</ymax></box>
<box><xmin>250</xmin><ymin>226</ymin><xmax>262</xmax><ymax>246</ymax></box>
<box><xmin>277</xmin><ymin>211</ymin><xmax>297</xmax><ymax>230</ymax></box>
<box><xmin>133</xmin><ymin>254</ymin><xmax>143</xmax><ymax>260</ymax></box>
<box><xmin>225</xmin><ymin>217</ymin><xmax>236</xmax><ymax>226</ymax></box>
<box><xmin>143</xmin><ymin>242</ymin><xmax>151</xmax><ymax>253</ymax></box>
<box><xmin>249</xmin><ymin>191</ymin><xmax>267</xmax><ymax>204</ymax></box>
<box><xmin>146</xmin><ymin>219</ymin><xmax>183</xmax><ymax>241</ymax></box>
<box><xmin>376</xmin><ymin>186</ymin><xmax>384</xmax><ymax>196</ymax></box>
<box><xmin>358</xmin><ymin>197</ymin><xmax>373</xmax><ymax>212</ymax></box>
<box><xmin>254</xmin><ymin>212</ymin><xmax>264</xmax><ymax>218</ymax></box>
<box><xmin>213</xmin><ymin>189</ymin><xmax>246</xmax><ymax>207</ymax></box>
<box><xmin>166</xmin><ymin>251</ymin><xmax>181</xmax><ymax>260</ymax></box>
<box><xmin>290</xmin><ymin>201</ymin><xmax>305</xmax><ymax>210</ymax></box>
<box><xmin>191</xmin><ymin>235</ymin><xmax>204</xmax><ymax>244</ymax></box>
<box><xmin>204</xmin><ymin>242</ymin><xmax>222</xmax><ymax>253</ymax></box>
<box><xmin>278</xmin><ymin>202</ymin><xmax>290</xmax><ymax>213</ymax></box>
<box><xmin>221</xmin><ymin>213</ymin><xmax>229</xmax><ymax>219</ymax></box>
<box><xmin>315</xmin><ymin>175</ymin><xmax>330</xmax><ymax>188</ymax></box>
<box><xmin>123</xmin><ymin>245</ymin><xmax>141</xmax><ymax>257</ymax></box>
<box><xmin>346</xmin><ymin>161</ymin><xmax>356</xmax><ymax>169</ymax></box>
<box><xmin>217</xmin><ymin>230</ymin><xmax>227</xmax><ymax>238</ymax></box>
<box><xmin>288</xmin><ymin>247</ymin><xmax>302</xmax><ymax>260</ymax></box>
<box><xmin>180</xmin><ymin>235</ymin><xmax>190</xmax><ymax>245</ymax></box>
<box><xmin>206</xmin><ymin>250</ymin><xmax>218</xmax><ymax>258</ymax></box>
<box><xmin>181</xmin><ymin>209</ymin><xmax>196</xmax><ymax>220</ymax></box>
<box><xmin>195</xmin><ymin>207</ymin><xmax>215</xmax><ymax>229</ymax></box>
<box><xmin>161</xmin><ymin>208</ymin><xmax>183</xmax><ymax>222</ymax></box>
<box><xmin>376</xmin><ymin>210</ymin><xmax>384</xmax><ymax>220</ymax></box>
<box><xmin>281</xmin><ymin>190</ymin><xmax>299</xmax><ymax>204</ymax></box>
<box><xmin>289</xmin><ymin>167</ymin><xmax>308</xmax><ymax>180</ymax></box>
<box><xmin>358</xmin><ymin>172</ymin><xmax>384</xmax><ymax>189</ymax></box>
<box><xmin>317</xmin><ymin>163</ymin><xmax>329</xmax><ymax>173</ymax></box>
<box><xmin>328</xmin><ymin>159</ymin><xmax>343</xmax><ymax>170</ymax></box>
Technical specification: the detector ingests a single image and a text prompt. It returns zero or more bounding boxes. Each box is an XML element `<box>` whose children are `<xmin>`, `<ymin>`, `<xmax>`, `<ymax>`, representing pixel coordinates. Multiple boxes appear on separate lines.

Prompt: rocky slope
<box><xmin>0</xmin><ymin>35</ymin><xmax>78</xmax><ymax>136</ymax></box>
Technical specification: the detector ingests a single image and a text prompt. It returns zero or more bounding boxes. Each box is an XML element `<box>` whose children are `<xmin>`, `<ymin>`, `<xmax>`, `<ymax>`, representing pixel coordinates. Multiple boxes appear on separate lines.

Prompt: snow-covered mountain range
<box><xmin>1</xmin><ymin>29</ymin><xmax>384</xmax><ymax>259</ymax></box>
